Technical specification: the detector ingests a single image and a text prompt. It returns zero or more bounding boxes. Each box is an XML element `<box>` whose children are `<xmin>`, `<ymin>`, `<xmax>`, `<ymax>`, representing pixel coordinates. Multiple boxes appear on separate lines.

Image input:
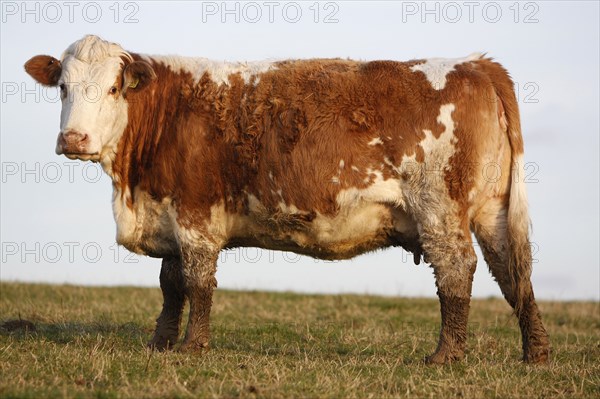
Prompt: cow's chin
<box><xmin>62</xmin><ymin>152</ymin><xmax>100</xmax><ymax>162</ymax></box>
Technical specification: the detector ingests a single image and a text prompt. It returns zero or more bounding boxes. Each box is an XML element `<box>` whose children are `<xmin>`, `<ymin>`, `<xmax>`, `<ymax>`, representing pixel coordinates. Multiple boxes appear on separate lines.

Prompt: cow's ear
<box><xmin>123</xmin><ymin>61</ymin><xmax>156</xmax><ymax>94</ymax></box>
<box><xmin>24</xmin><ymin>55</ymin><xmax>62</xmax><ymax>86</ymax></box>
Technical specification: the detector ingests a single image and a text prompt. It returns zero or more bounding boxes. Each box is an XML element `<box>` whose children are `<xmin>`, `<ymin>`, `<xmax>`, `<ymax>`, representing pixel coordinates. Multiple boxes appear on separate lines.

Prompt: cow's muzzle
<box><xmin>56</xmin><ymin>130</ymin><xmax>97</xmax><ymax>160</ymax></box>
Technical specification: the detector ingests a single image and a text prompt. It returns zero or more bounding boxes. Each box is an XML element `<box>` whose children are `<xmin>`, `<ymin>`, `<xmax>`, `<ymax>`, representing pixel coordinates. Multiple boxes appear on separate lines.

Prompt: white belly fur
<box><xmin>229</xmin><ymin>185</ymin><xmax>419</xmax><ymax>259</ymax></box>
<box><xmin>111</xmin><ymin>181</ymin><xmax>420</xmax><ymax>260</ymax></box>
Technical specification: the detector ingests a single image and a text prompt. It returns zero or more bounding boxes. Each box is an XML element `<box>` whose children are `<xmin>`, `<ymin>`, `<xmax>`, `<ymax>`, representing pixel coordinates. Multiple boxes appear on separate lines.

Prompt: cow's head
<box><xmin>24</xmin><ymin>35</ymin><xmax>156</xmax><ymax>163</ymax></box>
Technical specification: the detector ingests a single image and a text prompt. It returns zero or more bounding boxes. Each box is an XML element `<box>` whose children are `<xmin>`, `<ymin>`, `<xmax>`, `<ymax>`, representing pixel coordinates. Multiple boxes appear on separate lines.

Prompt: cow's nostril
<box><xmin>62</xmin><ymin>130</ymin><xmax>87</xmax><ymax>143</ymax></box>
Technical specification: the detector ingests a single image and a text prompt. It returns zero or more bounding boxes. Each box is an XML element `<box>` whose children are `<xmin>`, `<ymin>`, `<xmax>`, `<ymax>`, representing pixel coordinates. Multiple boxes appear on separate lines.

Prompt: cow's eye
<box><xmin>59</xmin><ymin>83</ymin><xmax>66</xmax><ymax>94</ymax></box>
<box><xmin>109</xmin><ymin>86</ymin><xmax>118</xmax><ymax>95</ymax></box>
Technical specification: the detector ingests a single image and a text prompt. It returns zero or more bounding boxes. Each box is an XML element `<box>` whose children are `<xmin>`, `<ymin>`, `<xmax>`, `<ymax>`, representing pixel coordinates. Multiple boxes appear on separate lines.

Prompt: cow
<box><xmin>24</xmin><ymin>35</ymin><xmax>549</xmax><ymax>364</ymax></box>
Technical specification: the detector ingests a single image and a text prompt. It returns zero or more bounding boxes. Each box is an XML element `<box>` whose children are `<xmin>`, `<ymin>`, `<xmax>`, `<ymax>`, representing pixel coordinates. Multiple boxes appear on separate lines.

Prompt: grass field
<box><xmin>0</xmin><ymin>282</ymin><xmax>598</xmax><ymax>398</ymax></box>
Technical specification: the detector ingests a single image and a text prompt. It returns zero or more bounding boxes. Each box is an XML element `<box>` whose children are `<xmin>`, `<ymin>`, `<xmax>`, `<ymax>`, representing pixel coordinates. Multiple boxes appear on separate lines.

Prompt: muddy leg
<box><xmin>513</xmin><ymin>284</ymin><xmax>549</xmax><ymax>363</ymax></box>
<box><xmin>423</xmin><ymin>222</ymin><xmax>477</xmax><ymax>365</ymax></box>
<box><xmin>178</xmin><ymin>243</ymin><xmax>218</xmax><ymax>352</ymax></box>
<box><xmin>473</xmin><ymin>200</ymin><xmax>549</xmax><ymax>363</ymax></box>
<box><xmin>148</xmin><ymin>257</ymin><xmax>185</xmax><ymax>350</ymax></box>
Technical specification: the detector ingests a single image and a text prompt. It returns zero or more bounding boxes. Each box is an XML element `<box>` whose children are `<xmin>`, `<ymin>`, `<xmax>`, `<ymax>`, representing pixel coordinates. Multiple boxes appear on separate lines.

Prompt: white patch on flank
<box><xmin>389</xmin><ymin>103</ymin><xmax>457</xmax><ymax>172</ymax></box>
<box><xmin>377</xmin><ymin>102</ymin><xmax>458</xmax><ymax>234</ymax></box>
<box><xmin>368</xmin><ymin>137</ymin><xmax>384</xmax><ymax>146</ymax></box>
<box><xmin>351</xmin><ymin>166</ymin><xmax>360</xmax><ymax>172</ymax></box>
<box><xmin>362</xmin><ymin>166</ymin><xmax>380</xmax><ymax>183</ymax></box>
<box><xmin>337</xmin><ymin>170</ymin><xmax>403</xmax><ymax>208</ymax></box>
<box><xmin>424</xmin><ymin>103</ymin><xmax>456</xmax><ymax>154</ymax></box>
<box><xmin>339</xmin><ymin>159</ymin><xmax>345</xmax><ymax>169</ymax></box>
<box><xmin>410</xmin><ymin>52</ymin><xmax>482</xmax><ymax>90</ymax></box>
<box><xmin>145</xmin><ymin>55</ymin><xmax>278</xmax><ymax>85</ymax></box>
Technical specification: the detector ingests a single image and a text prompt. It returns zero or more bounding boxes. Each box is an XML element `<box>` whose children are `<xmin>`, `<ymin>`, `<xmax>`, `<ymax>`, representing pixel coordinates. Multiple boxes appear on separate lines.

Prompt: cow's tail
<box><xmin>481</xmin><ymin>59</ymin><xmax>533</xmax><ymax>314</ymax></box>
<box><xmin>506</xmin><ymin>141</ymin><xmax>532</xmax><ymax>316</ymax></box>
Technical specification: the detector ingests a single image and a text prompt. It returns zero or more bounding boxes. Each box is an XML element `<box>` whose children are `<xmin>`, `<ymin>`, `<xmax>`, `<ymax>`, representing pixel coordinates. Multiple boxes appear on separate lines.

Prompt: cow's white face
<box><xmin>54</xmin><ymin>54</ymin><xmax>128</xmax><ymax>161</ymax></box>
<box><xmin>24</xmin><ymin>35</ymin><xmax>155</xmax><ymax>164</ymax></box>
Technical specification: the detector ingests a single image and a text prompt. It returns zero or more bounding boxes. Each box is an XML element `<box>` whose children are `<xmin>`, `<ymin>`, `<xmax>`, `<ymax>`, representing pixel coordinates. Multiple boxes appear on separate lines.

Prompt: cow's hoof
<box><xmin>425</xmin><ymin>349</ymin><xmax>464</xmax><ymax>365</ymax></box>
<box><xmin>177</xmin><ymin>340</ymin><xmax>209</xmax><ymax>353</ymax></box>
<box><xmin>523</xmin><ymin>346</ymin><xmax>550</xmax><ymax>364</ymax></box>
<box><xmin>147</xmin><ymin>334</ymin><xmax>177</xmax><ymax>351</ymax></box>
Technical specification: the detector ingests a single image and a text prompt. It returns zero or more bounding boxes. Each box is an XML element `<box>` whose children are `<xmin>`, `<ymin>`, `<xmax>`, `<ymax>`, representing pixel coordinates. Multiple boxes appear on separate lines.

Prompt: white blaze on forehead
<box><xmin>62</xmin><ymin>35</ymin><xmax>132</xmax><ymax>63</ymax></box>
<box><xmin>59</xmin><ymin>55</ymin><xmax>124</xmax><ymax>94</ymax></box>
<box><xmin>144</xmin><ymin>55</ymin><xmax>278</xmax><ymax>86</ymax></box>
<box><xmin>410</xmin><ymin>52</ymin><xmax>482</xmax><ymax>90</ymax></box>
<box><xmin>60</xmin><ymin>35</ymin><xmax>131</xmax><ymax>98</ymax></box>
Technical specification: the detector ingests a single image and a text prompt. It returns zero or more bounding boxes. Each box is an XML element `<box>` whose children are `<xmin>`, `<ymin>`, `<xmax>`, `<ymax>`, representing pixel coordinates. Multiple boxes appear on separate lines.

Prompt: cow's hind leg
<box><xmin>472</xmin><ymin>198</ymin><xmax>549</xmax><ymax>363</ymax></box>
<box><xmin>419</xmin><ymin>213</ymin><xmax>478</xmax><ymax>364</ymax></box>
<box><xmin>177</xmin><ymin>241</ymin><xmax>219</xmax><ymax>352</ymax></box>
<box><xmin>148</xmin><ymin>257</ymin><xmax>185</xmax><ymax>350</ymax></box>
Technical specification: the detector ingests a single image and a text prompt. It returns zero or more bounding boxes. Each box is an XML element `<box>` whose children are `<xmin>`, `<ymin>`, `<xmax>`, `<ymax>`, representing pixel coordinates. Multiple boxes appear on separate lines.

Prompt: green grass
<box><xmin>0</xmin><ymin>282</ymin><xmax>598</xmax><ymax>398</ymax></box>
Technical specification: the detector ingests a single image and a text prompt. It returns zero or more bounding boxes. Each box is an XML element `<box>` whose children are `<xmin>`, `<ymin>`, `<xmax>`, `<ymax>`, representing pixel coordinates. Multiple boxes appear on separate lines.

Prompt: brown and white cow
<box><xmin>25</xmin><ymin>35</ymin><xmax>549</xmax><ymax>363</ymax></box>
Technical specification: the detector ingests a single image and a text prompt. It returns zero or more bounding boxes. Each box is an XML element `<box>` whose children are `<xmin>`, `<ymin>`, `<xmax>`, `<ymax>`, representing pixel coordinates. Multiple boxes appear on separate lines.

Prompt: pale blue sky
<box><xmin>1</xmin><ymin>1</ymin><xmax>598</xmax><ymax>300</ymax></box>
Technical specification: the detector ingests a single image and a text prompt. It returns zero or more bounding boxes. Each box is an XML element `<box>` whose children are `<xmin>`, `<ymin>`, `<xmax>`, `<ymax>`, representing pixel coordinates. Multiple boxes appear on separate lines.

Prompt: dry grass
<box><xmin>0</xmin><ymin>282</ymin><xmax>598</xmax><ymax>398</ymax></box>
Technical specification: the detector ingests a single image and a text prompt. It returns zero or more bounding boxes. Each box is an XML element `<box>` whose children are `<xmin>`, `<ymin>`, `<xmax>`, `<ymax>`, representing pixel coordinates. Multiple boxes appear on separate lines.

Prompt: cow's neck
<box><xmin>106</xmin><ymin>54</ymin><xmax>251</xmax><ymax>223</ymax></box>
<box><xmin>107</xmin><ymin>55</ymin><xmax>195</xmax><ymax>204</ymax></box>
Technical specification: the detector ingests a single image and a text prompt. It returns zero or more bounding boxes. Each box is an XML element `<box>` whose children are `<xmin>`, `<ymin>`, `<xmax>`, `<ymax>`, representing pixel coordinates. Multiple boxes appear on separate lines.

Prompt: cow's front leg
<box><xmin>148</xmin><ymin>257</ymin><xmax>185</xmax><ymax>350</ymax></box>
<box><xmin>178</xmin><ymin>241</ymin><xmax>219</xmax><ymax>352</ymax></box>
